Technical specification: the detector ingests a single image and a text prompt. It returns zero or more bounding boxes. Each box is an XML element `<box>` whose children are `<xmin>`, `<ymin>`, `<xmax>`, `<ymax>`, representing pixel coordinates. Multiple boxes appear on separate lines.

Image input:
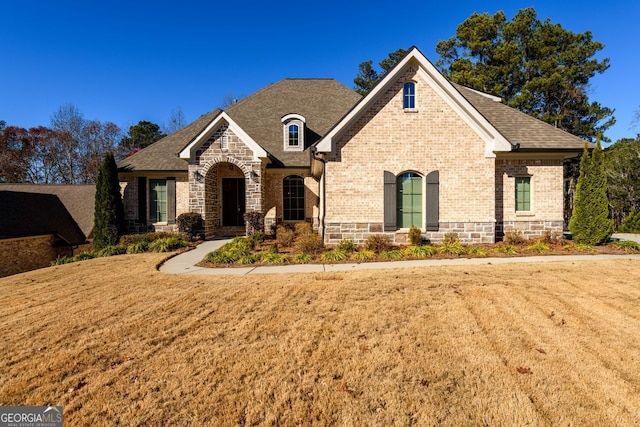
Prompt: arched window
<box><xmin>403</xmin><ymin>82</ymin><xmax>416</xmax><ymax>109</ymax></box>
<box><xmin>281</xmin><ymin>114</ymin><xmax>305</xmax><ymax>151</ymax></box>
<box><xmin>283</xmin><ymin>175</ymin><xmax>305</xmax><ymax>221</ymax></box>
<box><xmin>397</xmin><ymin>172</ymin><xmax>422</xmax><ymax>228</ymax></box>
<box><xmin>288</xmin><ymin>124</ymin><xmax>299</xmax><ymax>147</ymax></box>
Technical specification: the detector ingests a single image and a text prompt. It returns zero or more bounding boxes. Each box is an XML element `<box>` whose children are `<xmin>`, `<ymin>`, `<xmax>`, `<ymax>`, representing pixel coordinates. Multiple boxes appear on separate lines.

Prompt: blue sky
<box><xmin>1</xmin><ymin>1</ymin><xmax>638</xmax><ymax>143</ymax></box>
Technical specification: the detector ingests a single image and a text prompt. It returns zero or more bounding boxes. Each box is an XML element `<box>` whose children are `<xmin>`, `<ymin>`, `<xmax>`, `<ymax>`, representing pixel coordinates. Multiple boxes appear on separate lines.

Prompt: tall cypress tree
<box><xmin>569</xmin><ymin>141</ymin><xmax>613</xmax><ymax>244</ymax></box>
<box><xmin>93</xmin><ymin>152</ymin><xmax>125</xmax><ymax>250</ymax></box>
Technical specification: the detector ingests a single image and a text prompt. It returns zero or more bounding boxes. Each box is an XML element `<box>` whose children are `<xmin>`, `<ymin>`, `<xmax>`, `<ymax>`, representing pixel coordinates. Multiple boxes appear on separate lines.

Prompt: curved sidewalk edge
<box><xmin>160</xmin><ymin>239</ymin><xmax>640</xmax><ymax>275</ymax></box>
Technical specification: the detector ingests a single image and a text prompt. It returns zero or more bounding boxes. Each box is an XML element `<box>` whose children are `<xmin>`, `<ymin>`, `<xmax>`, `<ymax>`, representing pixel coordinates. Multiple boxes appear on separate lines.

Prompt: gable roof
<box><xmin>118</xmin><ymin>110</ymin><xmax>220</xmax><ymax>172</ymax></box>
<box><xmin>453</xmin><ymin>84</ymin><xmax>587</xmax><ymax>151</ymax></box>
<box><xmin>315</xmin><ymin>46</ymin><xmax>586</xmax><ymax>156</ymax></box>
<box><xmin>0</xmin><ymin>190</ymin><xmax>87</xmax><ymax>245</ymax></box>
<box><xmin>0</xmin><ymin>184</ymin><xmax>95</xmax><ymax>238</ymax></box>
<box><xmin>178</xmin><ymin>79</ymin><xmax>362</xmax><ymax>167</ymax></box>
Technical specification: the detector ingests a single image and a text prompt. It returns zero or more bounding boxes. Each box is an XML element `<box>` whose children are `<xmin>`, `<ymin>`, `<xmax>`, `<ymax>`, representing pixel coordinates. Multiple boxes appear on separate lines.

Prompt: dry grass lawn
<box><xmin>1</xmin><ymin>253</ymin><xmax>639</xmax><ymax>426</ymax></box>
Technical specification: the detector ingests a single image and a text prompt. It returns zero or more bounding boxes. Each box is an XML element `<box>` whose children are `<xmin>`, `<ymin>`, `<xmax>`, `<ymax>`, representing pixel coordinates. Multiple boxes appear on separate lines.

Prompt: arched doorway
<box><xmin>204</xmin><ymin>162</ymin><xmax>247</xmax><ymax>237</ymax></box>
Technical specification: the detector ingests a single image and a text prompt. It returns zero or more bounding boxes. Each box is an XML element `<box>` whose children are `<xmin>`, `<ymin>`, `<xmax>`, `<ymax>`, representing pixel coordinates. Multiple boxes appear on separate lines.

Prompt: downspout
<box><xmin>311</xmin><ymin>147</ymin><xmax>327</xmax><ymax>240</ymax></box>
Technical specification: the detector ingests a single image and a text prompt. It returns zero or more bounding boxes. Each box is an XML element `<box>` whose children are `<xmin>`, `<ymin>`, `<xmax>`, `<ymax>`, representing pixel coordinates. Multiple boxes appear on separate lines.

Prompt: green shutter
<box><xmin>426</xmin><ymin>171</ymin><xmax>439</xmax><ymax>231</ymax></box>
<box><xmin>167</xmin><ymin>177</ymin><xmax>176</xmax><ymax>224</ymax></box>
<box><xmin>384</xmin><ymin>171</ymin><xmax>397</xmax><ymax>231</ymax></box>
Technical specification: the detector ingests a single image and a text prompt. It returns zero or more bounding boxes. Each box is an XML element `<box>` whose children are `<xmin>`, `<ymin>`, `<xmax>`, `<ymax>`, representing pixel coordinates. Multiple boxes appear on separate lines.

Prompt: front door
<box><xmin>222</xmin><ymin>178</ymin><xmax>245</xmax><ymax>226</ymax></box>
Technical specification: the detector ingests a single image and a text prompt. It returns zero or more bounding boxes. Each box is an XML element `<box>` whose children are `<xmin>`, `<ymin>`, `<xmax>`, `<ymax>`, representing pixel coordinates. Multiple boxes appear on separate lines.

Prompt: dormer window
<box><xmin>403</xmin><ymin>81</ymin><xmax>416</xmax><ymax>110</ymax></box>
<box><xmin>282</xmin><ymin>114</ymin><xmax>305</xmax><ymax>151</ymax></box>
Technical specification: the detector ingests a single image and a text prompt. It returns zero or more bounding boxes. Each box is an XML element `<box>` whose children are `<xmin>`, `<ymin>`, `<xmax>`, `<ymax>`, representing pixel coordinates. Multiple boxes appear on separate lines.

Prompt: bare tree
<box><xmin>163</xmin><ymin>106</ymin><xmax>186</xmax><ymax>134</ymax></box>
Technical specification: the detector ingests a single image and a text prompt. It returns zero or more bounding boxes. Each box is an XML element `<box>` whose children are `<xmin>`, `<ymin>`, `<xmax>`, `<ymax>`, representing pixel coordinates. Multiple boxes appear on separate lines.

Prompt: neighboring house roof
<box><xmin>0</xmin><ymin>184</ymin><xmax>95</xmax><ymax>238</ymax></box>
<box><xmin>118</xmin><ymin>110</ymin><xmax>220</xmax><ymax>172</ymax></box>
<box><xmin>223</xmin><ymin>78</ymin><xmax>362</xmax><ymax>167</ymax></box>
<box><xmin>453</xmin><ymin>84</ymin><xmax>587</xmax><ymax>151</ymax></box>
<box><xmin>0</xmin><ymin>190</ymin><xmax>87</xmax><ymax>245</ymax></box>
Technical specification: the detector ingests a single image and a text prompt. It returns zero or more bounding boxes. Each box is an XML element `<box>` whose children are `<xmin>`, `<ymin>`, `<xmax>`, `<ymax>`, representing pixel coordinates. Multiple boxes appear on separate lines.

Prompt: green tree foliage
<box><xmin>93</xmin><ymin>152</ymin><xmax>126</xmax><ymax>250</ymax></box>
<box><xmin>120</xmin><ymin>121</ymin><xmax>165</xmax><ymax>154</ymax></box>
<box><xmin>353</xmin><ymin>48</ymin><xmax>409</xmax><ymax>95</ymax></box>
<box><xmin>569</xmin><ymin>142</ymin><xmax>613</xmax><ymax>244</ymax></box>
<box><xmin>618</xmin><ymin>208</ymin><xmax>640</xmax><ymax>233</ymax></box>
<box><xmin>605</xmin><ymin>135</ymin><xmax>640</xmax><ymax>227</ymax></box>
<box><xmin>436</xmin><ymin>8</ymin><xmax>614</xmax><ymax>141</ymax></box>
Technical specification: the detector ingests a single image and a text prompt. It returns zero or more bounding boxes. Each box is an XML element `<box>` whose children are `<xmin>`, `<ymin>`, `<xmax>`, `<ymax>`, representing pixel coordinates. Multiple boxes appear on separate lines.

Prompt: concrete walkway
<box><xmin>159</xmin><ymin>234</ymin><xmax>640</xmax><ymax>275</ymax></box>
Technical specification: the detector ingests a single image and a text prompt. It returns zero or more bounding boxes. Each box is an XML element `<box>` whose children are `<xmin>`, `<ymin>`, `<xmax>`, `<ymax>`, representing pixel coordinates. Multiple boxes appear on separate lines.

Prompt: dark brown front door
<box><xmin>222</xmin><ymin>178</ymin><xmax>245</xmax><ymax>226</ymax></box>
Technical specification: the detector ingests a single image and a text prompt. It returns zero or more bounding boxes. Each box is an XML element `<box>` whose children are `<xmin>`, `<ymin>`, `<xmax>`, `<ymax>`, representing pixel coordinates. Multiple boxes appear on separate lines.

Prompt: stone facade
<box><xmin>323</xmin><ymin>67</ymin><xmax>496</xmax><ymax>244</ymax></box>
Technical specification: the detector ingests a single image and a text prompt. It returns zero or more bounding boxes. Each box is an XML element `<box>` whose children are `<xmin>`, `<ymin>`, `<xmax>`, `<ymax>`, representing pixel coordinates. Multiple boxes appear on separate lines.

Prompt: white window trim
<box><xmin>403</xmin><ymin>81</ymin><xmax>418</xmax><ymax>112</ymax></box>
<box><xmin>281</xmin><ymin>114</ymin><xmax>305</xmax><ymax>152</ymax></box>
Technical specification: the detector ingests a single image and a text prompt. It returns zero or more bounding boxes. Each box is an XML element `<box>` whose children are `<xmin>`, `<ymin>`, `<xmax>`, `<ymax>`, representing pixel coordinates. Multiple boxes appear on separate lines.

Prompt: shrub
<box><xmin>504</xmin><ymin>230</ymin><xmax>525</xmax><ymax>245</ymax></box>
<box><xmin>247</xmin><ymin>230</ymin><xmax>265</xmax><ymax>248</ymax></box>
<box><xmin>148</xmin><ymin>236</ymin><xmax>188</xmax><ymax>252</ymax></box>
<box><xmin>295</xmin><ymin>233</ymin><xmax>324</xmax><ymax>254</ymax></box>
<box><xmin>177</xmin><ymin>212</ymin><xmax>204</xmax><ymax>241</ymax></box>
<box><xmin>569</xmin><ymin>141</ymin><xmax>613</xmax><ymax>245</ymax></box>
<box><xmin>126</xmin><ymin>241</ymin><xmax>148</xmax><ymax>254</ymax></box>
<box><xmin>51</xmin><ymin>256</ymin><xmax>74</xmax><ymax>266</ymax></box>
<box><xmin>439</xmin><ymin>242</ymin><xmax>466</xmax><ymax>256</ymax></box>
<box><xmin>618</xmin><ymin>208</ymin><xmax>640</xmax><ymax>233</ymax></box>
<box><xmin>380</xmin><ymin>250</ymin><xmax>404</xmax><ymax>259</ymax></box>
<box><xmin>294</xmin><ymin>221</ymin><xmax>313</xmax><ymax>236</ymax></box>
<box><xmin>408</xmin><ymin>225</ymin><xmax>422</xmax><ymax>246</ymax></box>
<box><xmin>293</xmin><ymin>253</ymin><xmax>314</xmax><ymax>263</ymax></box>
<box><xmin>350</xmin><ymin>250</ymin><xmax>376</xmax><ymax>261</ymax></box>
<box><xmin>494</xmin><ymin>243</ymin><xmax>518</xmax><ymax>254</ymax></box>
<box><xmin>337</xmin><ymin>239</ymin><xmax>357</xmax><ymax>253</ymax></box>
<box><xmin>321</xmin><ymin>249</ymin><xmax>348</xmax><ymax>262</ymax></box>
<box><xmin>443</xmin><ymin>232</ymin><xmax>459</xmax><ymax>245</ymax></box>
<box><xmin>204</xmin><ymin>250</ymin><xmax>236</xmax><ymax>264</ymax></box>
<box><xmin>525</xmin><ymin>242</ymin><xmax>550</xmax><ymax>253</ymax></box>
<box><xmin>120</xmin><ymin>233</ymin><xmax>150</xmax><ymax>246</ymax></box>
<box><xmin>364</xmin><ymin>234</ymin><xmax>392</xmax><ymax>253</ymax></box>
<box><xmin>612</xmin><ymin>240</ymin><xmax>640</xmax><ymax>252</ymax></box>
<box><xmin>262</xmin><ymin>253</ymin><xmax>289</xmax><ymax>264</ymax></box>
<box><xmin>244</xmin><ymin>211</ymin><xmax>264</xmax><ymax>233</ymax></box>
<box><xmin>276</xmin><ymin>226</ymin><xmax>295</xmax><ymax>247</ymax></box>
<box><xmin>238</xmin><ymin>254</ymin><xmax>259</xmax><ymax>265</ymax></box>
<box><xmin>96</xmin><ymin>245</ymin><xmax>127</xmax><ymax>257</ymax></box>
<box><xmin>93</xmin><ymin>152</ymin><xmax>125</xmax><ymax>251</ymax></box>
<box><xmin>540</xmin><ymin>229</ymin><xmax>565</xmax><ymax>245</ymax></box>
<box><xmin>467</xmin><ymin>246</ymin><xmax>488</xmax><ymax>257</ymax></box>
<box><xmin>74</xmin><ymin>252</ymin><xmax>96</xmax><ymax>261</ymax></box>
<box><xmin>404</xmin><ymin>245</ymin><xmax>434</xmax><ymax>258</ymax></box>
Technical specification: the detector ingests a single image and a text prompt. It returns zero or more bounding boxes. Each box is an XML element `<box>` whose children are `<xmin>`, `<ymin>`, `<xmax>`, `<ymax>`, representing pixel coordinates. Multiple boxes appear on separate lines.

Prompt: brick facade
<box><xmin>323</xmin><ymin>67</ymin><xmax>496</xmax><ymax>244</ymax></box>
<box><xmin>0</xmin><ymin>235</ymin><xmax>73</xmax><ymax>277</ymax></box>
<box><xmin>495</xmin><ymin>158</ymin><xmax>565</xmax><ymax>239</ymax></box>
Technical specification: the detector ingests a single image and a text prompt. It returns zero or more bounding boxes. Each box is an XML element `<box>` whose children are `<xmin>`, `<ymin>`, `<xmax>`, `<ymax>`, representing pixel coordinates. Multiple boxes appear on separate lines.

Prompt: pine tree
<box><xmin>93</xmin><ymin>152</ymin><xmax>125</xmax><ymax>250</ymax></box>
<box><xmin>569</xmin><ymin>141</ymin><xmax>613</xmax><ymax>244</ymax></box>
<box><xmin>619</xmin><ymin>208</ymin><xmax>640</xmax><ymax>233</ymax></box>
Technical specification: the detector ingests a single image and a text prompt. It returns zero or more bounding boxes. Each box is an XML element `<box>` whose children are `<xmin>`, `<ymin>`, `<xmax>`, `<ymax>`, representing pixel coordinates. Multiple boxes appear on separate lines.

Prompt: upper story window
<box><xmin>281</xmin><ymin>114</ymin><xmax>305</xmax><ymax>151</ymax></box>
<box><xmin>403</xmin><ymin>82</ymin><xmax>416</xmax><ymax>110</ymax></box>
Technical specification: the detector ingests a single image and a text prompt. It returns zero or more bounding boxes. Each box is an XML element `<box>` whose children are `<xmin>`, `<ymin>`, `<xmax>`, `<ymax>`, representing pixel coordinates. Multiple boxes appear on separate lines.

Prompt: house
<box><xmin>117</xmin><ymin>46</ymin><xmax>586</xmax><ymax>245</ymax></box>
<box><xmin>0</xmin><ymin>184</ymin><xmax>95</xmax><ymax>276</ymax></box>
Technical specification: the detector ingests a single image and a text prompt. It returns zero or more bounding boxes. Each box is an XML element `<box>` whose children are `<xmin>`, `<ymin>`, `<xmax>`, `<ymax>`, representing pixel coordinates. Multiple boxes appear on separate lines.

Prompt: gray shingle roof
<box><xmin>0</xmin><ymin>190</ymin><xmax>87</xmax><ymax>244</ymax></box>
<box><xmin>454</xmin><ymin>84</ymin><xmax>587</xmax><ymax>151</ymax></box>
<box><xmin>225</xmin><ymin>78</ymin><xmax>362</xmax><ymax>167</ymax></box>
<box><xmin>0</xmin><ymin>184</ymin><xmax>95</xmax><ymax>238</ymax></box>
<box><xmin>118</xmin><ymin>110</ymin><xmax>220</xmax><ymax>172</ymax></box>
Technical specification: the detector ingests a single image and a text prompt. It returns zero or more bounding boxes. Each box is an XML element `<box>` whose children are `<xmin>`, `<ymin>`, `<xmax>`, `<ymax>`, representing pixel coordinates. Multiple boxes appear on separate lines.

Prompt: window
<box><xmin>515</xmin><ymin>177</ymin><xmax>531</xmax><ymax>211</ymax></box>
<box><xmin>288</xmin><ymin>124</ymin><xmax>299</xmax><ymax>148</ymax></box>
<box><xmin>150</xmin><ymin>179</ymin><xmax>167</xmax><ymax>223</ymax></box>
<box><xmin>397</xmin><ymin>172</ymin><xmax>422</xmax><ymax>228</ymax></box>
<box><xmin>283</xmin><ymin>175</ymin><xmax>305</xmax><ymax>221</ymax></box>
<box><xmin>220</xmin><ymin>133</ymin><xmax>229</xmax><ymax>151</ymax></box>
<box><xmin>281</xmin><ymin>114</ymin><xmax>305</xmax><ymax>151</ymax></box>
<box><xmin>403</xmin><ymin>82</ymin><xmax>416</xmax><ymax>109</ymax></box>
